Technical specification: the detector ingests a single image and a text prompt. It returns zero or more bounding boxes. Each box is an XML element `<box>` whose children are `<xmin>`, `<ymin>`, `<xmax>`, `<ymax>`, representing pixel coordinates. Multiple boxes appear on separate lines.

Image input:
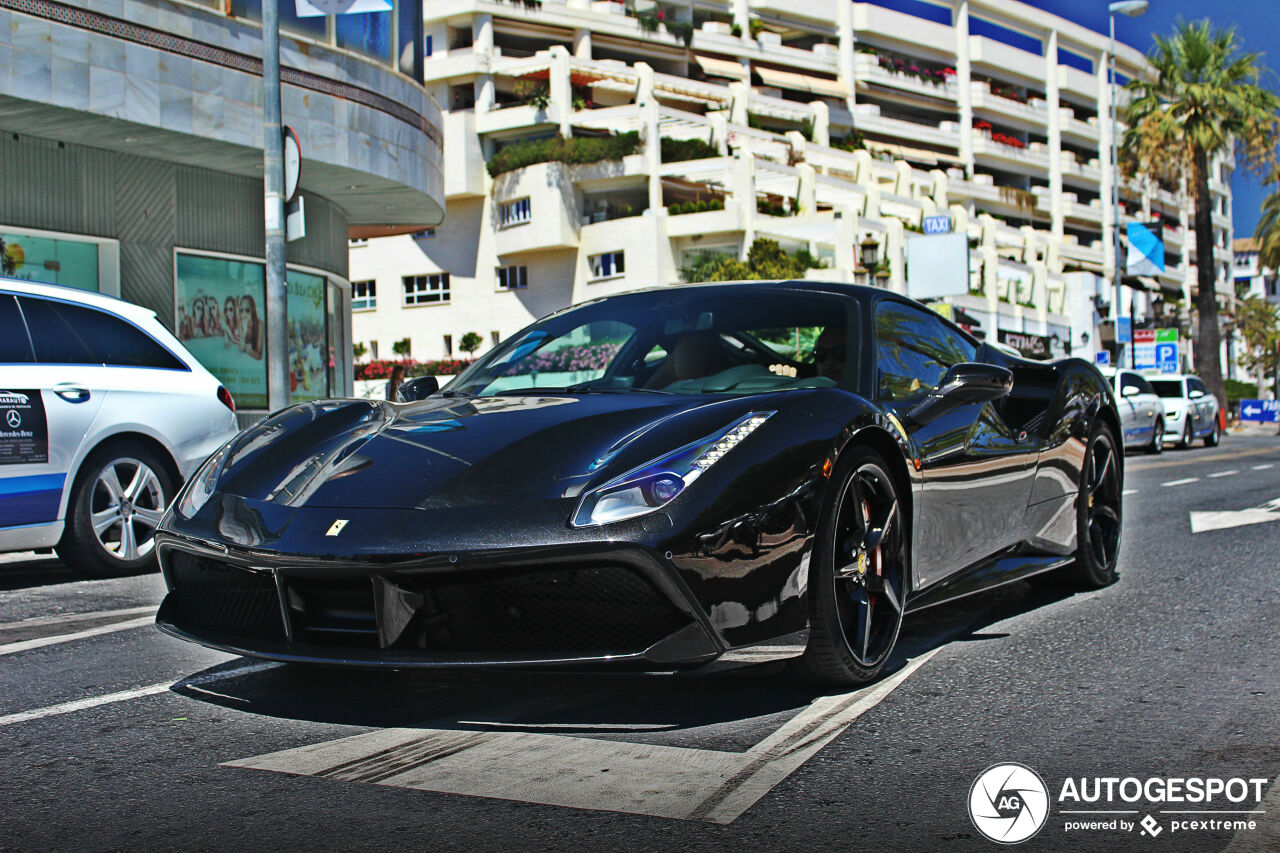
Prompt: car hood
<box><xmin>214</xmin><ymin>392</ymin><xmax>777</xmax><ymax>510</ymax></box>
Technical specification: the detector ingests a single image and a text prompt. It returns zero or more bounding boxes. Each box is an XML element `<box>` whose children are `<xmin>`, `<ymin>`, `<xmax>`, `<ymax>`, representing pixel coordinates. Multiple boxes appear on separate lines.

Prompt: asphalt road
<box><xmin>2</xmin><ymin>430</ymin><xmax>1279</xmax><ymax>852</ymax></box>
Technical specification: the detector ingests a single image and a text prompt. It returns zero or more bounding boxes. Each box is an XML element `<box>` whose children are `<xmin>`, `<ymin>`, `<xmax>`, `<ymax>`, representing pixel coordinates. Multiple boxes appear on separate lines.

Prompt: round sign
<box><xmin>282</xmin><ymin>126</ymin><xmax>302</xmax><ymax>203</ymax></box>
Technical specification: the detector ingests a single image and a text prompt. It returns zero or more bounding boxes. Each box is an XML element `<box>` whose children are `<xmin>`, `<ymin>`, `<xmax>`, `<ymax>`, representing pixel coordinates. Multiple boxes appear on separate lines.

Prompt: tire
<box><xmin>1145</xmin><ymin>419</ymin><xmax>1164</xmax><ymax>455</ymax></box>
<box><xmin>1066</xmin><ymin>424</ymin><xmax>1121</xmax><ymax>589</ymax></box>
<box><xmin>792</xmin><ymin>447</ymin><xmax>908</xmax><ymax>687</ymax></box>
<box><xmin>1179</xmin><ymin>420</ymin><xmax>1193</xmax><ymax>449</ymax></box>
<box><xmin>56</xmin><ymin>442</ymin><xmax>174</xmax><ymax>579</ymax></box>
<box><xmin>1204</xmin><ymin>420</ymin><xmax>1220</xmax><ymax>447</ymax></box>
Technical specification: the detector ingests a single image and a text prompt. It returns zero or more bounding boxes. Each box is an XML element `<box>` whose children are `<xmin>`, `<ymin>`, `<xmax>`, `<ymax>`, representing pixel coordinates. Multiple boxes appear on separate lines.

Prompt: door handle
<box><xmin>53</xmin><ymin>383</ymin><xmax>91</xmax><ymax>403</ymax></box>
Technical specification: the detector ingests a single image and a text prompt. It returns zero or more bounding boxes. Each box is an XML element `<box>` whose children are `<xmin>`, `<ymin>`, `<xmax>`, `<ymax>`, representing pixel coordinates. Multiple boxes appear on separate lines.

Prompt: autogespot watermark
<box><xmin>968</xmin><ymin>765</ymin><xmax>1272</xmax><ymax>844</ymax></box>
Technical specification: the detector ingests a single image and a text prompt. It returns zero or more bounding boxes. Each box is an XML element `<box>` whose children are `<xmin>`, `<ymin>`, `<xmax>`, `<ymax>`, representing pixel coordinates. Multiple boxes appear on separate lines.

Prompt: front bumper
<box><xmin>153</xmin><ymin>533</ymin><xmax>723</xmax><ymax>669</ymax></box>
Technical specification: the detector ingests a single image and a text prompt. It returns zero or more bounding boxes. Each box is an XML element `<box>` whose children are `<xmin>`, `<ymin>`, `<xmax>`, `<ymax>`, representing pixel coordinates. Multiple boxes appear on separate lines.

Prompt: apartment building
<box><xmin>350</xmin><ymin>0</ymin><xmax>1233</xmax><ymax>366</ymax></box>
<box><xmin>1233</xmin><ymin>238</ymin><xmax>1278</xmax><ymax>305</ymax></box>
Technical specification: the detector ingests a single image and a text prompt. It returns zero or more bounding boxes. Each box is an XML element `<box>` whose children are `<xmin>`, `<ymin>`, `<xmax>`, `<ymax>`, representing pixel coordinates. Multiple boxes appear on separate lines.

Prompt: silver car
<box><xmin>1099</xmin><ymin>366</ymin><xmax>1164</xmax><ymax>453</ymax></box>
<box><xmin>0</xmin><ymin>279</ymin><xmax>238</xmax><ymax>577</ymax></box>
<box><xmin>1150</xmin><ymin>373</ymin><xmax>1222</xmax><ymax>448</ymax></box>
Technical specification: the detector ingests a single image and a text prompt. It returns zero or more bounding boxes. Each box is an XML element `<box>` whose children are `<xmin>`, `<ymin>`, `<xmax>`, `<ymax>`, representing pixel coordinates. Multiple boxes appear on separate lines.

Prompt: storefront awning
<box><xmin>754</xmin><ymin>66</ymin><xmax>850</xmax><ymax>99</ymax></box>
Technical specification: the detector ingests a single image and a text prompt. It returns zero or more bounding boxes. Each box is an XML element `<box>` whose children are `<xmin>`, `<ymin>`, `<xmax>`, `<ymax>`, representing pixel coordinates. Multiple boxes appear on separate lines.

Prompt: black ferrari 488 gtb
<box><xmin>156</xmin><ymin>281</ymin><xmax>1122</xmax><ymax>686</ymax></box>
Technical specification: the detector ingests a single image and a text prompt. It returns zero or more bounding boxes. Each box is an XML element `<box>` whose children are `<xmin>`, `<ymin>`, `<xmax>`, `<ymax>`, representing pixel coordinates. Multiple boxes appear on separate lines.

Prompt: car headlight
<box><xmin>572</xmin><ymin>412</ymin><xmax>774</xmax><ymax>527</ymax></box>
<box><xmin>175</xmin><ymin>441</ymin><xmax>233</xmax><ymax>519</ymax></box>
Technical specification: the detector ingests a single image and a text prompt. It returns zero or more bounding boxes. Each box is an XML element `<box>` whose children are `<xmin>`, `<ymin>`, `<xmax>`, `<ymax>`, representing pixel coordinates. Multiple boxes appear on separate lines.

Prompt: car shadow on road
<box><xmin>0</xmin><ymin>554</ymin><xmax>77</xmax><ymax>591</ymax></box>
<box><xmin>168</xmin><ymin>572</ymin><xmax>1093</xmax><ymax>736</ymax></box>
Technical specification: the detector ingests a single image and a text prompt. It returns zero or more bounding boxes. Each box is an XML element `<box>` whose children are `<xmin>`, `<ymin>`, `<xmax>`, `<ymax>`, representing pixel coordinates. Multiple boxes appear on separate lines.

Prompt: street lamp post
<box><xmin>1109</xmin><ymin>0</ymin><xmax>1148</xmax><ymax>368</ymax></box>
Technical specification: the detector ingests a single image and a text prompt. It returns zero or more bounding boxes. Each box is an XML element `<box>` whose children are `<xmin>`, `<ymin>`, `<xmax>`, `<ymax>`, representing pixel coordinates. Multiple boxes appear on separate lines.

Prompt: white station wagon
<box><xmin>1149</xmin><ymin>373</ymin><xmax>1222</xmax><ymax>448</ymax></box>
<box><xmin>0</xmin><ymin>279</ymin><xmax>238</xmax><ymax>577</ymax></box>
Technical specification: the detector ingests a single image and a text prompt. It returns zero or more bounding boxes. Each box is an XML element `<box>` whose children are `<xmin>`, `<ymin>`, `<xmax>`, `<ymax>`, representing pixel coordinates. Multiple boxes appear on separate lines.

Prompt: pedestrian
<box><xmin>386</xmin><ymin>364</ymin><xmax>405</xmax><ymax>401</ymax></box>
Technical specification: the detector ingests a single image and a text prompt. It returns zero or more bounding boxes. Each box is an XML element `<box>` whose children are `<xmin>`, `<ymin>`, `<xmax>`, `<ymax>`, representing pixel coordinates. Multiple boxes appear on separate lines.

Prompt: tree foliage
<box><xmin>1121</xmin><ymin>19</ymin><xmax>1280</xmax><ymax>407</ymax></box>
<box><xmin>1236</xmin><ymin>295</ymin><xmax>1280</xmax><ymax>396</ymax></box>
<box><xmin>486</xmin><ymin>132</ymin><xmax>642</xmax><ymax>177</ymax></box>
<box><xmin>459</xmin><ymin>331</ymin><xmax>483</xmax><ymax>355</ymax></box>
<box><xmin>679</xmin><ymin>238</ymin><xmax>824</xmax><ymax>283</ymax></box>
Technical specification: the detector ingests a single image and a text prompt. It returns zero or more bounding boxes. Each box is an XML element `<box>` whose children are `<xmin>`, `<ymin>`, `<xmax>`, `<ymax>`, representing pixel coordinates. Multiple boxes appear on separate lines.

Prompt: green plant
<box><xmin>798</xmin><ymin>118</ymin><xmax>814</xmax><ymax>142</ymax></box>
<box><xmin>660</xmin><ymin>136</ymin><xmax>719</xmax><ymax>162</ymax></box>
<box><xmin>663</xmin><ymin>19</ymin><xmax>694</xmax><ymax>46</ymax></box>
<box><xmin>352</xmin><ymin>341</ymin><xmax>368</xmax><ymax>360</ymax></box>
<box><xmin>635</xmin><ymin>11</ymin><xmax>659</xmax><ymax>32</ymax></box>
<box><xmin>513</xmin><ymin>78</ymin><xmax>551</xmax><ymax>109</ymax></box>
<box><xmin>730</xmin><ymin>23</ymin><xmax>742</xmax><ymax>37</ymax></box>
<box><xmin>749</xmin><ymin>18</ymin><xmax>764</xmax><ymax>39</ymax></box>
<box><xmin>391</xmin><ymin>338</ymin><xmax>412</xmax><ymax>357</ymax></box>
<box><xmin>832</xmin><ymin>129</ymin><xmax>865</xmax><ymax>152</ymax></box>
<box><xmin>459</xmin><ymin>331</ymin><xmax>483</xmax><ymax>357</ymax></box>
<box><xmin>487</xmin><ymin>131</ymin><xmax>643</xmax><ymax>176</ymax></box>
<box><xmin>572</xmin><ymin>95</ymin><xmax>588</xmax><ymax>110</ymax></box>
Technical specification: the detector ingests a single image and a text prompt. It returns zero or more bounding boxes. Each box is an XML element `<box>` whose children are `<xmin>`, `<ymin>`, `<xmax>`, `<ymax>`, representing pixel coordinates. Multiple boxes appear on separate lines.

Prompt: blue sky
<box><xmin>868</xmin><ymin>0</ymin><xmax>1280</xmax><ymax>235</ymax></box>
<box><xmin>1036</xmin><ymin>0</ymin><xmax>1279</xmax><ymax>236</ymax></box>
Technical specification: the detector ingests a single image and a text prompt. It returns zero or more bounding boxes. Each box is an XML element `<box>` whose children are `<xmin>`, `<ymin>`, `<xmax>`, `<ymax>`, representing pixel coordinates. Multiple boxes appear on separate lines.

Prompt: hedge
<box><xmin>487</xmin><ymin>132</ymin><xmax>642</xmax><ymax>177</ymax></box>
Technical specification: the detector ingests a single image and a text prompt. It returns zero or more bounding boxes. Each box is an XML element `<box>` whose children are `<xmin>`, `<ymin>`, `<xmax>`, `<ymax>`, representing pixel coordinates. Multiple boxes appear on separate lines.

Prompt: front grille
<box><xmin>164</xmin><ymin>551</ymin><xmax>689</xmax><ymax>658</ymax></box>
<box><xmin>417</xmin><ymin>566</ymin><xmax>688</xmax><ymax>655</ymax></box>
<box><xmin>165</xmin><ymin>551</ymin><xmax>285</xmax><ymax>643</ymax></box>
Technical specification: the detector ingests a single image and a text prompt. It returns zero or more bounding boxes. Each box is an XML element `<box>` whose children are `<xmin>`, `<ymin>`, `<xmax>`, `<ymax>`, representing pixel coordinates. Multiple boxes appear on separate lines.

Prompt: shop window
<box><xmin>174</xmin><ymin>253</ymin><xmax>269</xmax><ymax>409</ymax></box>
<box><xmin>337</xmin><ymin>9</ymin><xmax>392</xmax><ymax>62</ymax></box>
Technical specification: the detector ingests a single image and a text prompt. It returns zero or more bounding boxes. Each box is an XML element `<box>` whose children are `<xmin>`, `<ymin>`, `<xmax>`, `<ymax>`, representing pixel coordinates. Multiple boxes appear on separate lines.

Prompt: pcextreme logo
<box><xmin>969</xmin><ymin>764</ymin><xmax>1272</xmax><ymax>844</ymax></box>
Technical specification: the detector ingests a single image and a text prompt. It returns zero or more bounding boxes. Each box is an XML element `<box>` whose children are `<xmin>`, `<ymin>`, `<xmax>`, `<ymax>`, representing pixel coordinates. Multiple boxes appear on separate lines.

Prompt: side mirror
<box><xmin>1189</xmin><ymin>389</ymin><xmax>1205</xmax><ymax>399</ymax></box>
<box><xmin>905</xmin><ymin>363</ymin><xmax>1014</xmax><ymax>429</ymax></box>
<box><xmin>396</xmin><ymin>376</ymin><xmax>439</xmax><ymax>402</ymax></box>
<box><xmin>1122</xmin><ymin>386</ymin><xmax>1140</xmax><ymax>397</ymax></box>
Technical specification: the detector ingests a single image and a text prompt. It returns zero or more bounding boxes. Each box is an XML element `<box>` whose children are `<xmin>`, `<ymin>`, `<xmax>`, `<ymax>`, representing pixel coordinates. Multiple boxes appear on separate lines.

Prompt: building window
<box><xmin>370</xmin><ymin>340</ymin><xmax>378</xmax><ymax>359</ymax></box>
<box><xmin>424</xmin><ymin>34</ymin><xmax>433</xmax><ymax>57</ymax></box>
<box><xmin>348</xmin><ymin>238</ymin><xmax>368</xmax><ymax>247</ymax></box>
<box><xmin>352</xmin><ymin>279</ymin><xmax>376</xmax><ymax>311</ymax></box>
<box><xmin>498</xmin><ymin>198</ymin><xmax>531</xmax><ymax>227</ymax></box>
<box><xmin>496</xmin><ymin>265</ymin><xmax>528</xmax><ymax>290</ymax></box>
<box><xmin>1266</xmin><ymin>278</ymin><xmax>1278</xmax><ymax>297</ymax></box>
<box><xmin>491</xmin><ymin>331</ymin><xmax>501</xmax><ymax>345</ymax></box>
<box><xmin>588</xmin><ymin>250</ymin><xmax>625</xmax><ymax>280</ymax></box>
<box><xmin>443</xmin><ymin>334</ymin><xmax>453</xmax><ymax>356</ymax></box>
<box><xmin>403</xmin><ymin>273</ymin><xmax>450</xmax><ymax>305</ymax></box>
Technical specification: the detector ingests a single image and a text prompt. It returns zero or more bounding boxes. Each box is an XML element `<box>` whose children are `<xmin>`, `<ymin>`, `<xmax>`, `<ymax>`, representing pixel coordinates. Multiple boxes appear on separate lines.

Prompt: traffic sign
<box><xmin>1117</xmin><ymin>317</ymin><xmax>1132</xmax><ymax>344</ymax></box>
<box><xmin>1154</xmin><ymin>342</ymin><xmax>1178</xmax><ymax>374</ymax></box>
<box><xmin>1239</xmin><ymin>399</ymin><xmax>1280</xmax><ymax>423</ymax></box>
<box><xmin>1095</xmin><ymin>351</ymin><xmax>1110</xmax><ymax>366</ymax></box>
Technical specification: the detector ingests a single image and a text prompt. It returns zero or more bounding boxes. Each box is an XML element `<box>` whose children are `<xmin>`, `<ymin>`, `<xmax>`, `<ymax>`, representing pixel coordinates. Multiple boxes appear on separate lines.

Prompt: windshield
<box><xmin>448</xmin><ymin>287</ymin><xmax>853</xmax><ymax>397</ymax></box>
<box><xmin>1149</xmin><ymin>380</ymin><xmax>1185</xmax><ymax>399</ymax></box>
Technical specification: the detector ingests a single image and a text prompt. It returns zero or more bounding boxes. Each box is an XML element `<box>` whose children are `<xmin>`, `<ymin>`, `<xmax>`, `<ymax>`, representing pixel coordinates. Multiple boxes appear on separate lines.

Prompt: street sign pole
<box><xmin>263</xmin><ymin>0</ymin><xmax>289</xmax><ymax>412</ymax></box>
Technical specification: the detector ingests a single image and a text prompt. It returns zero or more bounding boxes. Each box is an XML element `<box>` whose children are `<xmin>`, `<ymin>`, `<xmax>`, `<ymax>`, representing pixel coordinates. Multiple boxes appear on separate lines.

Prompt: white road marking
<box><xmin>1252</xmin><ymin>464</ymin><xmax>1275</xmax><ymax>471</ymax></box>
<box><xmin>1162</xmin><ymin>477</ymin><xmax>1200</xmax><ymax>487</ymax></box>
<box><xmin>224</xmin><ymin>648</ymin><xmax>938</xmax><ymax>824</ymax></box>
<box><xmin>1208</xmin><ymin>470</ymin><xmax>1239</xmax><ymax>478</ymax></box>
<box><xmin>1123</xmin><ymin>489</ymin><xmax>1139</xmax><ymax>496</ymax></box>
<box><xmin>0</xmin><ymin>605</ymin><xmax>154</xmax><ymax>632</ymax></box>
<box><xmin>0</xmin><ymin>662</ymin><xmax>280</xmax><ymax>727</ymax></box>
<box><xmin>0</xmin><ymin>616</ymin><xmax>155</xmax><ymax>656</ymax></box>
<box><xmin>1190</xmin><ymin>497</ymin><xmax>1280</xmax><ymax>534</ymax></box>
<box><xmin>1224</xmin><ymin>775</ymin><xmax>1278</xmax><ymax>853</ymax></box>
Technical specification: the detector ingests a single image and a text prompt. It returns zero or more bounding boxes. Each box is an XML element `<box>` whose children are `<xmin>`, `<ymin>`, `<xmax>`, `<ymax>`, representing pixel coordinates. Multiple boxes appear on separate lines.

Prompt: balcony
<box><xmin>491</xmin><ymin>161</ymin><xmax>582</xmax><ymax>254</ymax></box>
<box><xmin>1060</xmin><ymin>112</ymin><xmax>1101</xmax><ymax>145</ymax></box>
<box><xmin>854</xmin><ymin>54</ymin><xmax>958</xmax><ymax>103</ymax></box>
<box><xmin>1058</xmin><ymin>65</ymin><xmax>1098</xmax><ymax>103</ymax></box>
<box><xmin>853</xmin><ymin>105</ymin><xmax>959</xmax><ymax>151</ymax></box>
<box><xmin>663</xmin><ymin>201</ymin><xmax>745</xmax><ymax>237</ymax></box>
<box><xmin>971</xmin><ymin>134</ymin><xmax>1050</xmax><ymax>175</ymax></box>
<box><xmin>970</xmin><ymin>83</ymin><xmax>1048</xmax><ymax>131</ymax></box>
<box><xmin>1062</xmin><ymin>194</ymin><xmax>1104</xmax><ymax>225</ymax></box>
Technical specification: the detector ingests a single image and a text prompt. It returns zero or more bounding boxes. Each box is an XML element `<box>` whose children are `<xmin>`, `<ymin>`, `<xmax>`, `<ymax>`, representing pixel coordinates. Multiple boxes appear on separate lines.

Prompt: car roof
<box><xmin>0</xmin><ymin>277</ymin><xmax>158</xmax><ymax>323</ymax></box>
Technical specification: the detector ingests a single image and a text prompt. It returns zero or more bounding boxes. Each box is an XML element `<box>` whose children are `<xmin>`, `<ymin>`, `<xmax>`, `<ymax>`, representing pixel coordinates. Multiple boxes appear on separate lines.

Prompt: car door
<box><xmin>0</xmin><ymin>292</ymin><xmax>105</xmax><ymax>529</ymax></box>
<box><xmin>872</xmin><ymin>300</ymin><xmax>1037</xmax><ymax>589</ymax></box>
<box><xmin>1186</xmin><ymin>376</ymin><xmax>1213</xmax><ymax>436</ymax></box>
<box><xmin>1117</xmin><ymin>371</ymin><xmax>1157</xmax><ymax>446</ymax></box>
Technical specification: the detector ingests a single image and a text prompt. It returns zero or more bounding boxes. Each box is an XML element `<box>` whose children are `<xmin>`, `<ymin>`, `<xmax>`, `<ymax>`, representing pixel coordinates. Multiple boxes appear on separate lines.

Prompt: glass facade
<box><xmin>0</xmin><ymin>230</ymin><xmax>99</xmax><ymax>291</ymax></box>
<box><xmin>176</xmin><ymin>253</ymin><xmax>349</xmax><ymax>410</ymax></box>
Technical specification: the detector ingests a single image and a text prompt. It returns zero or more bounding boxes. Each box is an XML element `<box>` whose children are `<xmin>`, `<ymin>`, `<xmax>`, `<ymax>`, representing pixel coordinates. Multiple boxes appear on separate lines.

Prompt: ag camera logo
<box><xmin>969</xmin><ymin>763</ymin><xmax>1050</xmax><ymax>844</ymax></box>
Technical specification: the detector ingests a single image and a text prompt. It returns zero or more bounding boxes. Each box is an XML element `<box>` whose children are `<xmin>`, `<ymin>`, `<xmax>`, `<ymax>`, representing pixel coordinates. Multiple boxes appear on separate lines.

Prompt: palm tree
<box><xmin>1256</xmin><ymin>187</ymin><xmax>1280</xmax><ymax>270</ymax></box>
<box><xmin>1122</xmin><ymin>19</ymin><xmax>1279</xmax><ymax>407</ymax></box>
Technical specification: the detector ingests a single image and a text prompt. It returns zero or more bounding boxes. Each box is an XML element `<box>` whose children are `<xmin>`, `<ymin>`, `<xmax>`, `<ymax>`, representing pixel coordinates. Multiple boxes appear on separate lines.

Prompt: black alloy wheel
<box><xmin>795</xmin><ymin>448</ymin><xmax>908</xmax><ymax>686</ymax></box>
<box><xmin>1068</xmin><ymin>425</ymin><xmax>1121</xmax><ymax>589</ymax></box>
<box><xmin>1204</xmin><ymin>420</ymin><xmax>1221</xmax><ymax>447</ymax></box>
<box><xmin>1146</xmin><ymin>419</ymin><xmax>1164</xmax><ymax>454</ymax></box>
<box><xmin>1180</xmin><ymin>419</ymin><xmax>1193</xmax><ymax>449</ymax></box>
